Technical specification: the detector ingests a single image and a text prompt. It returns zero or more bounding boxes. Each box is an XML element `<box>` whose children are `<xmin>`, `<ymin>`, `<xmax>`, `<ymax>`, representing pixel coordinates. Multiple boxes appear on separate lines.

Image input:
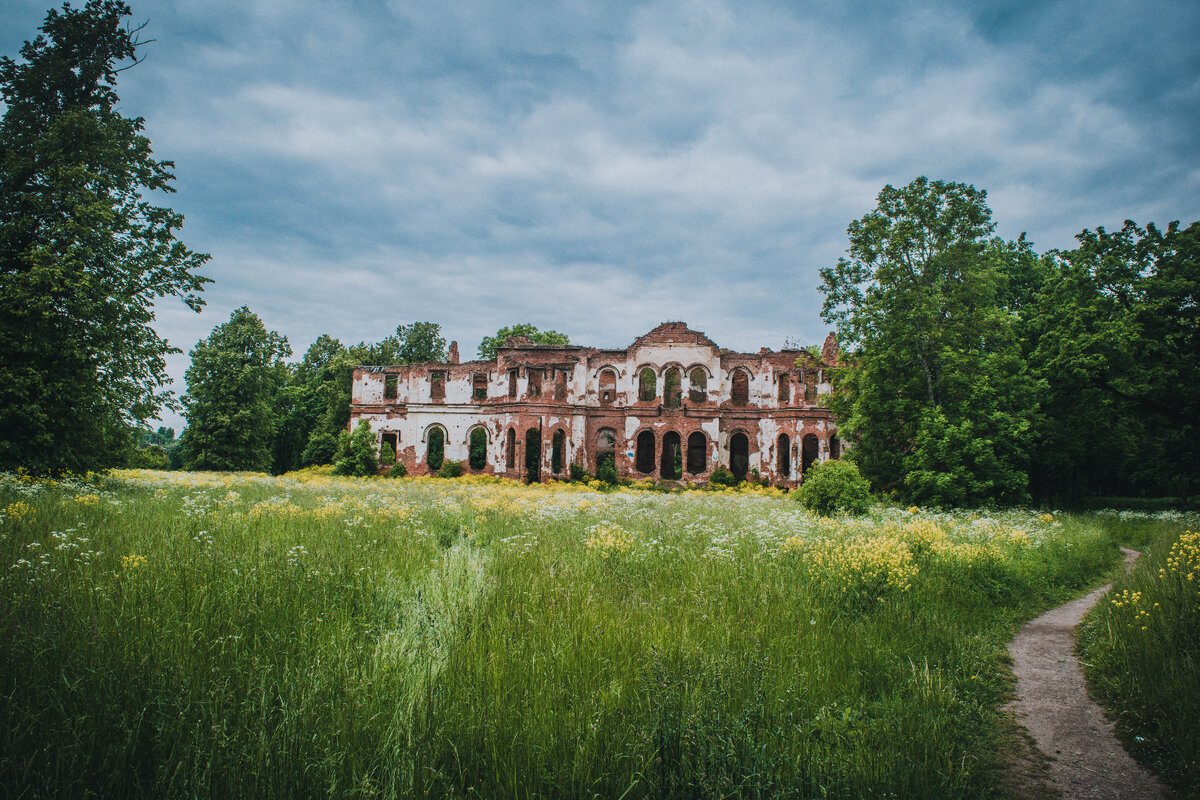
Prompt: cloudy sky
<box><xmin>3</xmin><ymin>0</ymin><xmax>1198</xmax><ymax>430</ymax></box>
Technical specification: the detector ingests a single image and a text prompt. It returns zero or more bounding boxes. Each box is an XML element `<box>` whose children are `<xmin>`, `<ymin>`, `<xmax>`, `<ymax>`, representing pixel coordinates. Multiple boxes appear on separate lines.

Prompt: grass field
<box><xmin>0</xmin><ymin>468</ymin><xmax>1165</xmax><ymax>799</ymax></box>
<box><xmin>1079</xmin><ymin>515</ymin><xmax>1200</xmax><ymax>799</ymax></box>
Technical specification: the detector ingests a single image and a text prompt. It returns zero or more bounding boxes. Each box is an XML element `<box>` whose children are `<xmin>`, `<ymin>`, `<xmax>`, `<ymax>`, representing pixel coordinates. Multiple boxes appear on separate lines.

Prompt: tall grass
<box><xmin>1078</xmin><ymin>514</ymin><xmax>1200</xmax><ymax>798</ymax></box>
<box><xmin>1</xmin><ymin>470</ymin><xmax>1121</xmax><ymax>798</ymax></box>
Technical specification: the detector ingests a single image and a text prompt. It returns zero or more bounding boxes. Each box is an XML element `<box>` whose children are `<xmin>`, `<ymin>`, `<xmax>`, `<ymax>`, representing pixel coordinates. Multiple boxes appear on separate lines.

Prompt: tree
<box><xmin>333</xmin><ymin>419</ymin><xmax>378</xmax><ymax>477</ymax></box>
<box><xmin>0</xmin><ymin>1</ymin><xmax>210</xmax><ymax>473</ymax></box>
<box><xmin>1025</xmin><ymin>220</ymin><xmax>1199</xmax><ymax>502</ymax></box>
<box><xmin>477</xmin><ymin>323</ymin><xmax>570</xmax><ymax>360</ymax></box>
<box><xmin>819</xmin><ymin>178</ymin><xmax>1037</xmax><ymax>505</ymax></box>
<box><xmin>395</xmin><ymin>321</ymin><xmax>446</xmax><ymax>363</ymax></box>
<box><xmin>179</xmin><ymin>307</ymin><xmax>290</xmax><ymax>471</ymax></box>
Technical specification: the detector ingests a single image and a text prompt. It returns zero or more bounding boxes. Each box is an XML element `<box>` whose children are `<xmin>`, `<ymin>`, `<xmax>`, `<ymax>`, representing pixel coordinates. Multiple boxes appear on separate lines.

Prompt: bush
<box><xmin>708</xmin><ymin>465</ymin><xmax>737</xmax><ymax>487</ymax></box>
<box><xmin>437</xmin><ymin>460</ymin><xmax>464</xmax><ymax>479</ymax></box>
<box><xmin>387</xmin><ymin>461</ymin><xmax>407</xmax><ymax>478</ymax></box>
<box><xmin>569</xmin><ymin>462</ymin><xmax>591</xmax><ymax>483</ymax></box>
<box><xmin>796</xmin><ymin>459</ymin><xmax>871</xmax><ymax>515</ymax></box>
<box><xmin>301</xmin><ymin>430</ymin><xmax>338</xmax><ymax>467</ymax></box>
<box><xmin>596</xmin><ymin>455</ymin><xmax>617</xmax><ymax>485</ymax></box>
<box><xmin>333</xmin><ymin>421</ymin><xmax>378</xmax><ymax>477</ymax></box>
<box><xmin>379</xmin><ymin>441</ymin><xmax>395</xmax><ymax>465</ymax></box>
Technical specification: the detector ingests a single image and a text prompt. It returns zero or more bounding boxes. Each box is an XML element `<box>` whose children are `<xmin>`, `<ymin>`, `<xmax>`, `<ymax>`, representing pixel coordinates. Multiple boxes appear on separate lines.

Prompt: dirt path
<box><xmin>1006</xmin><ymin>547</ymin><xmax>1169</xmax><ymax>800</ymax></box>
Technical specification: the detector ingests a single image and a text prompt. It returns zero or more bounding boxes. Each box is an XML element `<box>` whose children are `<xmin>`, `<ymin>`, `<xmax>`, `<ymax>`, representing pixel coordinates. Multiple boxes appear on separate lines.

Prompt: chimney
<box><xmin>448</xmin><ymin>341</ymin><xmax>460</xmax><ymax>364</ymax></box>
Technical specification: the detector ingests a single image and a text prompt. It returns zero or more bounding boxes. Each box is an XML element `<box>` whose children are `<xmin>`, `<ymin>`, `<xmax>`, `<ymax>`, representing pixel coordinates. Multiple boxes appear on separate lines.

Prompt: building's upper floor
<box><xmin>351</xmin><ymin>322</ymin><xmax>839</xmax><ymax>412</ymax></box>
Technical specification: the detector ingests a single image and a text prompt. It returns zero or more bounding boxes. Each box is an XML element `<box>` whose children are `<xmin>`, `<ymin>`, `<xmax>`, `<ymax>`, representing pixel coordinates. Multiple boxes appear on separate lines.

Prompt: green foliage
<box><xmin>335</xmin><ymin>430</ymin><xmax>350</xmax><ymax>461</ymax></box>
<box><xmin>437</xmin><ymin>460</ymin><xmax>464</xmax><ymax>479</ymax></box>
<box><xmin>596</xmin><ymin>454</ymin><xmax>617</xmax><ymax>485</ymax></box>
<box><xmin>468</xmin><ymin>428</ymin><xmax>487</xmax><ymax>471</ymax></box>
<box><xmin>569</xmin><ymin>462</ymin><xmax>591</xmax><ymax>482</ymax></box>
<box><xmin>0</xmin><ymin>1</ymin><xmax>210</xmax><ymax>474</ymax></box>
<box><xmin>301</xmin><ymin>430</ymin><xmax>338</xmax><ymax>467</ymax></box>
<box><xmin>387</xmin><ymin>461</ymin><xmax>407</xmax><ymax>478</ymax></box>
<box><xmin>379</xmin><ymin>440</ymin><xmax>395</xmax><ymax>465</ymax></box>
<box><xmin>1023</xmin><ymin>220</ymin><xmax>1199</xmax><ymax>503</ymax></box>
<box><xmin>477</xmin><ymin>323</ymin><xmax>570</xmax><ymax>360</ymax></box>
<box><xmin>709</xmin><ymin>465</ymin><xmax>737</xmax><ymax>487</ymax></box>
<box><xmin>673</xmin><ymin>441</ymin><xmax>683</xmax><ymax>480</ymax></box>
<box><xmin>332</xmin><ymin>420</ymin><xmax>378</xmax><ymax>477</ymax></box>
<box><xmin>179</xmin><ymin>307</ymin><xmax>290</xmax><ymax>472</ymax></box>
<box><xmin>820</xmin><ymin>177</ymin><xmax>1037</xmax><ymax>506</ymax></box>
<box><xmin>1079</xmin><ymin>523</ymin><xmax>1200</xmax><ymax>796</ymax></box>
<box><xmin>394</xmin><ymin>322</ymin><xmax>447</xmax><ymax>364</ymax></box>
<box><xmin>796</xmin><ymin>460</ymin><xmax>872</xmax><ymax>515</ymax></box>
<box><xmin>426</xmin><ymin>428</ymin><xmax>445</xmax><ymax>472</ymax></box>
<box><xmin>126</xmin><ymin>444</ymin><xmax>169</xmax><ymax>470</ymax></box>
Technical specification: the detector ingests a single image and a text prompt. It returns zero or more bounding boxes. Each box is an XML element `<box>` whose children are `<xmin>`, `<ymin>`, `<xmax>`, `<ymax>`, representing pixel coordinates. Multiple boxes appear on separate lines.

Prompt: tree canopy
<box><xmin>477</xmin><ymin>323</ymin><xmax>570</xmax><ymax>360</ymax></box>
<box><xmin>820</xmin><ymin>178</ymin><xmax>1037</xmax><ymax>505</ymax></box>
<box><xmin>0</xmin><ymin>0</ymin><xmax>209</xmax><ymax>473</ymax></box>
<box><xmin>180</xmin><ymin>307</ymin><xmax>289</xmax><ymax>472</ymax></box>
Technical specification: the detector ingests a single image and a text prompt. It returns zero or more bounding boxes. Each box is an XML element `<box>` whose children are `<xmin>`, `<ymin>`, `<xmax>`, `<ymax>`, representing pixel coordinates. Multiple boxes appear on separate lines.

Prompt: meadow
<box><xmin>0</xmin><ymin>469</ymin><xmax>1183</xmax><ymax>799</ymax></box>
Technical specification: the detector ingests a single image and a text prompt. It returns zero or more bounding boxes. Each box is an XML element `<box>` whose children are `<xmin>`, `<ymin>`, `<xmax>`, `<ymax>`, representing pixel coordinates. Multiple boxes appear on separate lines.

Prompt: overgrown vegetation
<box><xmin>0</xmin><ymin>469</ymin><xmax>1139</xmax><ymax>799</ymax></box>
<box><xmin>1078</xmin><ymin>516</ymin><xmax>1200</xmax><ymax>797</ymax></box>
<box><xmin>796</xmin><ymin>459</ymin><xmax>871</xmax><ymax>515</ymax></box>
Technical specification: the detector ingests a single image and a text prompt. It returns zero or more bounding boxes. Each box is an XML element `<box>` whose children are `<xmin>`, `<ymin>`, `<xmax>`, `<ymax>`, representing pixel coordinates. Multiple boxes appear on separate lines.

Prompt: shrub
<box><xmin>379</xmin><ymin>441</ymin><xmax>396</xmax><ymax>465</ymax></box>
<box><xmin>796</xmin><ymin>459</ymin><xmax>871</xmax><ymax>515</ymax></box>
<box><xmin>570</xmin><ymin>462</ymin><xmax>591</xmax><ymax>482</ymax></box>
<box><xmin>596</xmin><ymin>455</ymin><xmax>617</xmax><ymax>485</ymax></box>
<box><xmin>709</xmin><ymin>465</ymin><xmax>737</xmax><ymax>487</ymax></box>
<box><xmin>437</xmin><ymin>460</ymin><xmax>464</xmax><ymax>479</ymax></box>
<box><xmin>333</xmin><ymin>421</ymin><xmax>378</xmax><ymax>477</ymax></box>
<box><xmin>302</xmin><ymin>431</ymin><xmax>338</xmax><ymax>467</ymax></box>
<box><xmin>387</xmin><ymin>461</ymin><xmax>407</xmax><ymax>478</ymax></box>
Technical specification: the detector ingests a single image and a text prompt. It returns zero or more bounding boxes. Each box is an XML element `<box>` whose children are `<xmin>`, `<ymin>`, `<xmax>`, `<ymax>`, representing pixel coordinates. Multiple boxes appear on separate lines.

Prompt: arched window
<box><xmin>801</xmin><ymin>434</ymin><xmax>819</xmax><ymax>475</ymax></box>
<box><xmin>468</xmin><ymin>427</ymin><xmax>487</xmax><ymax>471</ymax></box>
<box><xmin>729</xmin><ymin>432</ymin><xmax>749</xmax><ymax>480</ymax></box>
<box><xmin>505</xmin><ymin>428</ymin><xmax>516</xmax><ymax>470</ymax></box>
<box><xmin>660</xmin><ymin>431</ymin><xmax>681</xmax><ymax>479</ymax></box>
<box><xmin>551</xmin><ymin>430</ymin><xmax>565</xmax><ymax>474</ymax></box>
<box><xmin>635</xmin><ymin>430</ymin><xmax>656</xmax><ymax>474</ymax></box>
<box><xmin>663</xmin><ymin>368</ymin><xmax>681</xmax><ymax>409</ymax></box>
<box><xmin>731</xmin><ymin>370</ymin><xmax>749</xmax><ymax>406</ymax></box>
<box><xmin>638</xmin><ymin>368</ymin><xmax>657</xmax><ymax>402</ymax></box>
<box><xmin>688</xmin><ymin>367</ymin><xmax>708</xmax><ymax>403</ymax></box>
<box><xmin>596</xmin><ymin>428</ymin><xmax>617</xmax><ymax>475</ymax></box>
<box><xmin>524</xmin><ymin>428</ymin><xmax>541</xmax><ymax>483</ymax></box>
<box><xmin>686</xmin><ymin>432</ymin><xmax>707</xmax><ymax>474</ymax></box>
<box><xmin>426</xmin><ymin>427</ymin><xmax>445</xmax><ymax>471</ymax></box>
<box><xmin>777</xmin><ymin>433</ymin><xmax>791</xmax><ymax>477</ymax></box>
<box><xmin>599</xmin><ymin>369</ymin><xmax>617</xmax><ymax>405</ymax></box>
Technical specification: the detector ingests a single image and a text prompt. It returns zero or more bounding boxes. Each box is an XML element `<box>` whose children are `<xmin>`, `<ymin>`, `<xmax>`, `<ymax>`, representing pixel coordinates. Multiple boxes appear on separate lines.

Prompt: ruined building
<box><xmin>348</xmin><ymin>322</ymin><xmax>841</xmax><ymax>486</ymax></box>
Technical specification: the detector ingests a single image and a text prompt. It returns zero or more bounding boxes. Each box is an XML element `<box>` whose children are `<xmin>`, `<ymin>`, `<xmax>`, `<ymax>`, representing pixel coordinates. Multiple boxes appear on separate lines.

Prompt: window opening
<box><xmin>635</xmin><ymin>430</ymin><xmax>656</xmax><ymax>474</ymax></box>
<box><xmin>508</xmin><ymin>369</ymin><xmax>519</xmax><ymax>399</ymax></box>
<box><xmin>469</xmin><ymin>427</ymin><xmax>487</xmax><ymax>471</ymax></box>
<box><xmin>551</xmin><ymin>430</ymin><xmax>565</xmax><ymax>474</ymax></box>
<box><xmin>731</xmin><ymin>370</ymin><xmax>749</xmax><ymax>406</ymax></box>
<box><xmin>527</xmin><ymin>368</ymin><xmax>543</xmax><ymax>398</ymax></box>
<box><xmin>730</xmin><ymin>432</ymin><xmax>750</xmax><ymax>481</ymax></box>
<box><xmin>777</xmin><ymin>372</ymin><xmax>790</xmax><ymax>403</ymax></box>
<box><xmin>599</xmin><ymin>369</ymin><xmax>617</xmax><ymax>405</ymax></box>
<box><xmin>801</xmin><ymin>434</ymin><xmax>819</xmax><ymax>475</ymax></box>
<box><xmin>689</xmin><ymin>368</ymin><xmax>707</xmax><ymax>404</ymax></box>
<box><xmin>777</xmin><ymin>433</ymin><xmax>791</xmax><ymax>477</ymax></box>
<box><xmin>505</xmin><ymin>428</ymin><xmax>516</xmax><ymax>470</ymax></box>
<box><xmin>472</xmin><ymin>372</ymin><xmax>488</xmax><ymax>401</ymax></box>
<box><xmin>554</xmin><ymin>369</ymin><xmax>567</xmax><ymax>401</ymax></box>
<box><xmin>638</xmin><ymin>368</ymin><xmax>656</xmax><ymax>402</ymax></box>
<box><xmin>380</xmin><ymin>432</ymin><xmax>398</xmax><ymax>463</ymax></box>
<box><xmin>596</xmin><ymin>428</ymin><xmax>617</xmax><ymax>475</ymax></box>
<box><xmin>430</xmin><ymin>371</ymin><xmax>446</xmax><ymax>400</ymax></box>
<box><xmin>524</xmin><ymin>428</ymin><xmax>542</xmax><ymax>483</ymax></box>
<box><xmin>664</xmin><ymin>368</ymin><xmax>681</xmax><ymax>409</ymax></box>
<box><xmin>427</xmin><ymin>427</ymin><xmax>445</xmax><ymax>471</ymax></box>
<box><xmin>384</xmin><ymin>374</ymin><xmax>397</xmax><ymax>399</ymax></box>
<box><xmin>660</xmin><ymin>431</ymin><xmax>681</xmax><ymax>479</ymax></box>
<box><xmin>686</xmin><ymin>432</ymin><xmax>707</xmax><ymax>474</ymax></box>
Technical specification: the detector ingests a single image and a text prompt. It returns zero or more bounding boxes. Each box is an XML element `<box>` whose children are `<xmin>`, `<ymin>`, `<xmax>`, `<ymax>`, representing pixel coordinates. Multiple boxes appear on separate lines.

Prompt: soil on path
<box><xmin>1006</xmin><ymin>547</ymin><xmax>1170</xmax><ymax>800</ymax></box>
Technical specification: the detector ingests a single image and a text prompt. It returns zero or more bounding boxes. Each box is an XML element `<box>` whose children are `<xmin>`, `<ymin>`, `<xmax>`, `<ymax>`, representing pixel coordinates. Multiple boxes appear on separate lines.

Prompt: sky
<box><xmin>3</xmin><ymin>0</ymin><xmax>1199</xmax><ymax>431</ymax></box>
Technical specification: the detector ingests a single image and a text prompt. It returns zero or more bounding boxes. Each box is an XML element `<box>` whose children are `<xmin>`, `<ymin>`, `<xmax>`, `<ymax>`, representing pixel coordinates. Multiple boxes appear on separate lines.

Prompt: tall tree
<box><xmin>180</xmin><ymin>307</ymin><xmax>289</xmax><ymax>472</ymax></box>
<box><xmin>819</xmin><ymin>177</ymin><xmax>1037</xmax><ymax>505</ymax></box>
<box><xmin>477</xmin><ymin>323</ymin><xmax>570</xmax><ymax>360</ymax></box>
<box><xmin>1026</xmin><ymin>220</ymin><xmax>1199</xmax><ymax>502</ymax></box>
<box><xmin>0</xmin><ymin>1</ymin><xmax>210</xmax><ymax>474</ymax></box>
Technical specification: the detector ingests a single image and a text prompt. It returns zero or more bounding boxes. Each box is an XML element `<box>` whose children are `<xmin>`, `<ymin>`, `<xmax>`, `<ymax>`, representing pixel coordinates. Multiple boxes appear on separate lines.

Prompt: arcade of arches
<box><xmin>348</xmin><ymin>322</ymin><xmax>841</xmax><ymax>485</ymax></box>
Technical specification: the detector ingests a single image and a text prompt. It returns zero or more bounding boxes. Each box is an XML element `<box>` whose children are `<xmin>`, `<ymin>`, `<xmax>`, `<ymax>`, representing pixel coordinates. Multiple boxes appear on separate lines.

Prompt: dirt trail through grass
<box><xmin>1007</xmin><ymin>547</ymin><xmax>1168</xmax><ymax>800</ymax></box>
